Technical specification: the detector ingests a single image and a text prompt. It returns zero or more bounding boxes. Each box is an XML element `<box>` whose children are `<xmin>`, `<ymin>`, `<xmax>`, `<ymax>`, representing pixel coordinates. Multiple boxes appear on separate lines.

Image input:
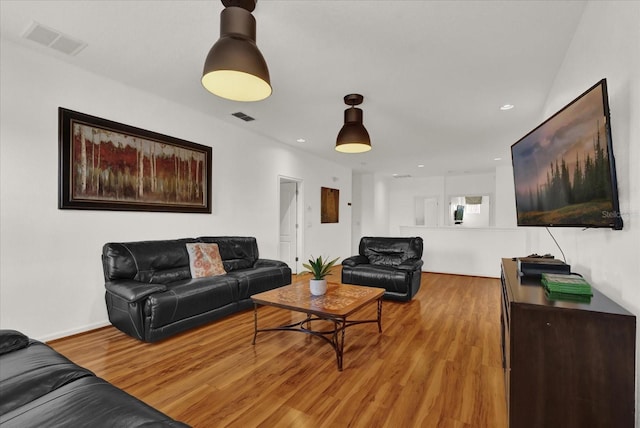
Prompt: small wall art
<box><xmin>321</xmin><ymin>187</ymin><xmax>339</xmax><ymax>223</ymax></box>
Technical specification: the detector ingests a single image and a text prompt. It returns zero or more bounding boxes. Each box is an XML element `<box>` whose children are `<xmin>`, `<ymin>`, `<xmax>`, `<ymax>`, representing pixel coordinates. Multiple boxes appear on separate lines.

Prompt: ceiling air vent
<box><xmin>392</xmin><ymin>174</ymin><xmax>412</xmax><ymax>179</ymax></box>
<box><xmin>22</xmin><ymin>22</ymin><xmax>86</xmax><ymax>56</ymax></box>
<box><xmin>231</xmin><ymin>112</ymin><xmax>255</xmax><ymax>122</ymax></box>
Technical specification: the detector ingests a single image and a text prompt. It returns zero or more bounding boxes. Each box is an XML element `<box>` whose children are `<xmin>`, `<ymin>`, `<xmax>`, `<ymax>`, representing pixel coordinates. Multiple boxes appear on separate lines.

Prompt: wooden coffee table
<box><xmin>251</xmin><ymin>282</ymin><xmax>384</xmax><ymax>371</ymax></box>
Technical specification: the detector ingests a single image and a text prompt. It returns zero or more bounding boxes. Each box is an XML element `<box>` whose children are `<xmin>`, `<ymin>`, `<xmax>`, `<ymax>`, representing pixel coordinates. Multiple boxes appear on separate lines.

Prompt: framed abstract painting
<box><xmin>58</xmin><ymin>108</ymin><xmax>212</xmax><ymax>213</ymax></box>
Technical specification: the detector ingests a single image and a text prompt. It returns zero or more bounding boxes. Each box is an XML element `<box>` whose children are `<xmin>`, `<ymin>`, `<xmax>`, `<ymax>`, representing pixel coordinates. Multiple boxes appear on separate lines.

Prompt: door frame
<box><xmin>278</xmin><ymin>175</ymin><xmax>303</xmax><ymax>274</ymax></box>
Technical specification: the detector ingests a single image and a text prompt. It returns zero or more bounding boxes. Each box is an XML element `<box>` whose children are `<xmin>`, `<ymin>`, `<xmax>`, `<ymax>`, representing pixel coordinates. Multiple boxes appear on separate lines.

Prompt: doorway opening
<box><xmin>279</xmin><ymin>176</ymin><xmax>303</xmax><ymax>274</ymax></box>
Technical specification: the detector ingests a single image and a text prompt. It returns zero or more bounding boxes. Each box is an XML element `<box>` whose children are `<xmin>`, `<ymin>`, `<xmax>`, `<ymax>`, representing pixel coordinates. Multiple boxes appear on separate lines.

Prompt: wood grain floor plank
<box><xmin>48</xmin><ymin>269</ymin><xmax>507</xmax><ymax>428</ymax></box>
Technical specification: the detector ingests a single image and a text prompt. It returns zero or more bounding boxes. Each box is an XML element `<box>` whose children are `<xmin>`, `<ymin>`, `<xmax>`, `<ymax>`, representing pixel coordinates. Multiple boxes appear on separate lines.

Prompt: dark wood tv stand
<box><xmin>500</xmin><ymin>258</ymin><xmax>635</xmax><ymax>428</ymax></box>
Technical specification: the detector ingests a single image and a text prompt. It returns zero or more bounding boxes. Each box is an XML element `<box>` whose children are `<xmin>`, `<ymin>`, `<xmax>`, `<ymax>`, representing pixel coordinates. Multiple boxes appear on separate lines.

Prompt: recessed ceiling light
<box><xmin>296</xmin><ymin>138</ymin><xmax>306</xmax><ymax>143</ymax></box>
<box><xmin>418</xmin><ymin>164</ymin><xmax>425</xmax><ymax>168</ymax></box>
<box><xmin>494</xmin><ymin>157</ymin><xmax>502</xmax><ymax>161</ymax></box>
<box><xmin>500</xmin><ymin>104</ymin><xmax>515</xmax><ymax>111</ymax></box>
<box><xmin>392</xmin><ymin>173</ymin><xmax>398</xmax><ymax>177</ymax></box>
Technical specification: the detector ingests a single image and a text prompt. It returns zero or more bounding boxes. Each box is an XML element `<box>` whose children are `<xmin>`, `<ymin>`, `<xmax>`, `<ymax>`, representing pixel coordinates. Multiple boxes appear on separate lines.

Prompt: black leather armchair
<box><xmin>341</xmin><ymin>237</ymin><xmax>424</xmax><ymax>301</ymax></box>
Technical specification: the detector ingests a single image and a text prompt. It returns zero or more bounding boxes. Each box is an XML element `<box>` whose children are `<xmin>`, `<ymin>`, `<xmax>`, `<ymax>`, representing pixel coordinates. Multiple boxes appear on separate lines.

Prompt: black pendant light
<box><xmin>202</xmin><ymin>0</ymin><xmax>271</xmax><ymax>102</ymax></box>
<box><xmin>335</xmin><ymin>94</ymin><xmax>371</xmax><ymax>153</ymax></box>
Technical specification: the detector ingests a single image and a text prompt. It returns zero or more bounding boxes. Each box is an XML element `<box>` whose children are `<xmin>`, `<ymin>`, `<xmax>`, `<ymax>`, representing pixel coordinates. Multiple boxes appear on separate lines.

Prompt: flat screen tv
<box><xmin>511</xmin><ymin>79</ymin><xmax>623</xmax><ymax>230</ymax></box>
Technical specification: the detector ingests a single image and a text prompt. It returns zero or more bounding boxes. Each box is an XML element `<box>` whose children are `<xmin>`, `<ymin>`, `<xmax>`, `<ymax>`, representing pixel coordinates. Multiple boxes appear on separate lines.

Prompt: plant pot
<box><xmin>309</xmin><ymin>279</ymin><xmax>327</xmax><ymax>296</ymax></box>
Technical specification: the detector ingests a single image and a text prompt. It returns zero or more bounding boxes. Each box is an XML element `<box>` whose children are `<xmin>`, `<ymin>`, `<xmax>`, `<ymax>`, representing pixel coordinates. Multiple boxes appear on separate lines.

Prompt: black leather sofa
<box><xmin>0</xmin><ymin>329</ymin><xmax>189</xmax><ymax>427</ymax></box>
<box><xmin>102</xmin><ymin>236</ymin><xmax>291</xmax><ymax>342</ymax></box>
<box><xmin>341</xmin><ymin>236</ymin><xmax>424</xmax><ymax>301</ymax></box>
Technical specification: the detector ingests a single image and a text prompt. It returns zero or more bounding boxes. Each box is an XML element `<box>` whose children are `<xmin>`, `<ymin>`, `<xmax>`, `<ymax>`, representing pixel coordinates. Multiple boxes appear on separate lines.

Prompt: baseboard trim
<box><xmin>40</xmin><ymin>321</ymin><xmax>111</xmax><ymax>343</ymax></box>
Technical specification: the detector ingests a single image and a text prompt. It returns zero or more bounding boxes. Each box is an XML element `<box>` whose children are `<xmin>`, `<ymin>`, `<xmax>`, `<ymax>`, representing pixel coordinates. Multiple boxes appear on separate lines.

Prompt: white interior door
<box><xmin>279</xmin><ymin>181</ymin><xmax>298</xmax><ymax>273</ymax></box>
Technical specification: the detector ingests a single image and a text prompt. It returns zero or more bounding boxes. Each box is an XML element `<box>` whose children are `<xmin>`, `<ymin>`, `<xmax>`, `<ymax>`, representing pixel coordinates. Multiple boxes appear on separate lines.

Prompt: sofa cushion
<box><xmin>0</xmin><ymin>330</ymin><xmax>30</xmax><ymax>356</ymax></box>
<box><xmin>145</xmin><ymin>276</ymin><xmax>239</xmax><ymax>328</ymax></box>
<box><xmin>343</xmin><ymin>264</ymin><xmax>411</xmax><ymax>294</ymax></box>
<box><xmin>365</xmin><ymin>250</ymin><xmax>405</xmax><ymax>266</ymax></box>
<box><xmin>227</xmin><ymin>265</ymin><xmax>292</xmax><ymax>300</ymax></box>
<box><xmin>185</xmin><ymin>243</ymin><xmax>226</xmax><ymax>278</ymax></box>
<box><xmin>102</xmin><ymin>239</ymin><xmax>198</xmax><ymax>283</ymax></box>
<box><xmin>147</xmin><ymin>267</ymin><xmax>192</xmax><ymax>284</ymax></box>
<box><xmin>360</xmin><ymin>237</ymin><xmax>422</xmax><ymax>266</ymax></box>
<box><xmin>0</xmin><ymin>376</ymin><xmax>189</xmax><ymax>428</ymax></box>
<box><xmin>197</xmin><ymin>237</ymin><xmax>258</xmax><ymax>271</ymax></box>
<box><xmin>0</xmin><ymin>341</ymin><xmax>94</xmax><ymax>415</ymax></box>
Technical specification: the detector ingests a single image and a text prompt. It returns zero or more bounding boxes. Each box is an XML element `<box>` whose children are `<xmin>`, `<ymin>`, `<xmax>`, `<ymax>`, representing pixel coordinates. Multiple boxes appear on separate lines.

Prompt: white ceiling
<box><xmin>0</xmin><ymin>0</ymin><xmax>587</xmax><ymax>177</ymax></box>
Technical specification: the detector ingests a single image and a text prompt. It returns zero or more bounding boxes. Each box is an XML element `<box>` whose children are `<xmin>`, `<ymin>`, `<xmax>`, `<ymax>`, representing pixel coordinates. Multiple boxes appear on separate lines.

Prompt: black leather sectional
<box><xmin>341</xmin><ymin>236</ymin><xmax>424</xmax><ymax>301</ymax></box>
<box><xmin>102</xmin><ymin>236</ymin><xmax>292</xmax><ymax>342</ymax></box>
<box><xmin>0</xmin><ymin>329</ymin><xmax>189</xmax><ymax>427</ymax></box>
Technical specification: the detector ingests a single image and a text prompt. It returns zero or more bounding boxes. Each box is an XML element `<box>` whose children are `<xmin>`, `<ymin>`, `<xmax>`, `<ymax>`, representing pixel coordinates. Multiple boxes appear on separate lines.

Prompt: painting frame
<box><xmin>58</xmin><ymin>107</ymin><xmax>212</xmax><ymax>213</ymax></box>
<box><xmin>321</xmin><ymin>187</ymin><xmax>339</xmax><ymax>223</ymax></box>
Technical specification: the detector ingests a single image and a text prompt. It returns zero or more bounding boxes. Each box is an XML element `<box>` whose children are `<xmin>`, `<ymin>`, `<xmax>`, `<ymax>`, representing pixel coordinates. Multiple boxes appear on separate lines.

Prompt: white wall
<box><xmin>514</xmin><ymin>0</ymin><xmax>640</xmax><ymax>311</ymax></box>
<box><xmin>393</xmin><ymin>1</ymin><xmax>640</xmax><ymax>418</ymax></box>
<box><xmin>355</xmin><ymin>172</ymin><xmax>390</xmax><ymax>238</ymax></box>
<box><xmin>527</xmin><ymin>1</ymin><xmax>640</xmax><ymax>315</ymax></box>
<box><xmin>388</xmin><ymin>176</ymin><xmax>445</xmax><ymax>234</ymax></box>
<box><xmin>494</xmin><ymin>164</ymin><xmax>518</xmax><ymax>228</ymax></box>
<box><xmin>400</xmin><ymin>226</ymin><xmax>527</xmax><ymax>277</ymax></box>
<box><xmin>385</xmin><ymin>172</ymin><xmax>506</xmax><ymax>275</ymax></box>
<box><xmin>351</xmin><ymin>172</ymin><xmax>363</xmax><ymax>253</ymax></box>
<box><xmin>378</xmin><ymin>1</ymin><xmax>640</xmax><ymax>318</ymax></box>
<box><xmin>525</xmin><ymin>2</ymin><xmax>640</xmax><ymax>419</ymax></box>
<box><xmin>0</xmin><ymin>39</ymin><xmax>352</xmax><ymax>341</ymax></box>
<box><xmin>387</xmin><ymin>173</ymin><xmax>497</xmax><ymax>234</ymax></box>
<box><xmin>373</xmin><ymin>174</ymin><xmax>390</xmax><ymax>234</ymax></box>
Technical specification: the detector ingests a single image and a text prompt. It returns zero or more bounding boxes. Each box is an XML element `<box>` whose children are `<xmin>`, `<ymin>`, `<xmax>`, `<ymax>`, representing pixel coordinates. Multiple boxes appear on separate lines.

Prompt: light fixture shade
<box><xmin>336</xmin><ymin>96</ymin><xmax>371</xmax><ymax>153</ymax></box>
<box><xmin>202</xmin><ymin>5</ymin><xmax>272</xmax><ymax>102</ymax></box>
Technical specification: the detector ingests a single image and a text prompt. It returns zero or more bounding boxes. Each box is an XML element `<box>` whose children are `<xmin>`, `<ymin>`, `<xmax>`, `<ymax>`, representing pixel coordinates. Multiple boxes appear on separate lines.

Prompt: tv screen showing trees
<box><xmin>510</xmin><ymin>79</ymin><xmax>622</xmax><ymax>229</ymax></box>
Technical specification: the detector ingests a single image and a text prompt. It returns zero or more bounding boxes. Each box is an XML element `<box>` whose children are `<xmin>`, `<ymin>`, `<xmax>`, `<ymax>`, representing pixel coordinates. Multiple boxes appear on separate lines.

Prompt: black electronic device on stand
<box><xmin>516</xmin><ymin>254</ymin><xmax>571</xmax><ymax>278</ymax></box>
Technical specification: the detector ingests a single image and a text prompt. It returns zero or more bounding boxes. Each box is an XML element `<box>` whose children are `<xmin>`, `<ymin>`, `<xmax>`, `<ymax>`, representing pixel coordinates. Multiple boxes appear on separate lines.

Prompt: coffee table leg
<box><xmin>252</xmin><ymin>303</ymin><xmax>258</xmax><ymax>345</ymax></box>
<box><xmin>335</xmin><ymin>318</ymin><xmax>346</xmax><ymax>371</ymax></box>
<box><xmin>377</xmin><ymin>298</ymin><xmax>383</xmax><ymax>333</ymax></box>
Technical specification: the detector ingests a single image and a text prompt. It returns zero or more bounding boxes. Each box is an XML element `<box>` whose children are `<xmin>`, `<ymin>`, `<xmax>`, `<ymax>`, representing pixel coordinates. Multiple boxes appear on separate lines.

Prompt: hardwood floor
<box><xmin>48</xmin><ymin>269</ymin><xmax>507</xmax><ymax>428</ymax></box>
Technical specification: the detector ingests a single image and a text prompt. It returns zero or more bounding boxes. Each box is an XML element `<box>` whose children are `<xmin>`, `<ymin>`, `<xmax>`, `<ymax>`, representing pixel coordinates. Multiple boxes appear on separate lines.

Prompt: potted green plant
<box><xmin>302</xmin><ymin>255</ymin><xmax>339</xmax><ymax>296</ymax></box>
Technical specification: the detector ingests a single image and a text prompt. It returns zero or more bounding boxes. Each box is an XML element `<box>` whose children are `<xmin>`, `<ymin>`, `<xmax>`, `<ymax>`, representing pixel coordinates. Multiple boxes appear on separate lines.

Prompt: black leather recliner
<box><xmin>341</xmin><ymin>236</ymin><xmax>424</xmax><ymax>301</ymax></box>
